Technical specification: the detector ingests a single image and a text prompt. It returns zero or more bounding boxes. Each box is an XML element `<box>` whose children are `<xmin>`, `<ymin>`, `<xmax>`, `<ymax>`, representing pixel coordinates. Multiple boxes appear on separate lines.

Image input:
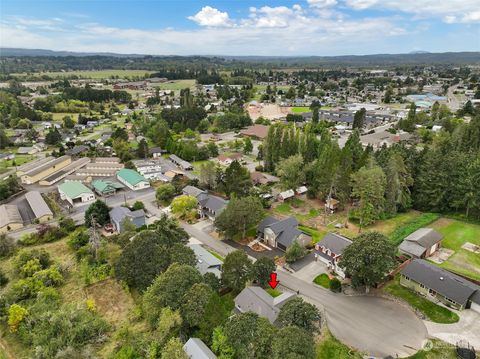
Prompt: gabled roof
<box><xmin>278</xmin><ymin>189</ymin><xmax>295</xmax><ymax>199</ymax></box>
<box><xmin>258</xmin><ymin>216</ymin><xmax>303</xmax><ymax>248</ymax></box>
<box><xmin>117</xmin><ymin>169</ymin><xmax>147</xmax><ymax>186</ymax></box>
<box><xmin>25</xmin><ymin>191</ymin><xmax>53</xmax><ymax>219</ymax></box>
<box><xmin>404</xmin><ymin>228</ymin><xmax>443</xmax><ymax>248</ymax></box>
<box><xmin>234</xmin><ymin>286</ymin><xmax>295</xmax><ymax>323</ymax></box>
<box><xmin>401</xmin><ymin>259</ymin><xmax>480</xmax><ymax>306</ymax></box>
<box><xmin>183</xmin><ymin>185</ymin><xmax>206</xmax><ymax>198</ymax></box>
<box><xmin>198</xmin><ymin>193</ymin><xmax>228</xmax><ymax>214</ymax></box>
<box><xmin>92</xmin><ymin>179</ymin><xmax>124</xmax><ymax>193</ymax></box>
<box><xmin>187</xmin><ymin>244</ymin><xmax>222</xmax><ymax>277</ymax></box>
<box><xmin>0</xmin><ymin>205</ymin><xmax>23</xmax><ymax>228</ymax></box>
<box><xmin>109</xmin><ymin>207</ymin><xmax>145</xmax><ymax>224</ymax></box>
<box><xmin>183</xmin><ymin>338</ymin><xmax>217</xmax><ymax>359</ymax></box>
<box><xmin>58</xmin><ymin>181</ymin><xmax>93</xmax><ymax>199</ymax></box>
<box><xmin>316</xmin><ymin>233</ymin><xmax>352</xmax><ymax>256</ymax></box>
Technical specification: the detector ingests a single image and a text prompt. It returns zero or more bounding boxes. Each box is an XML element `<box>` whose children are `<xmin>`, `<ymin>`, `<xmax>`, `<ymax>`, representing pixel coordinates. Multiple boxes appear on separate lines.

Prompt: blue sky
<box><xmin>1</xmin><ymin>0</ymin><xmax>479</xmax><ymax>55</ymax></box>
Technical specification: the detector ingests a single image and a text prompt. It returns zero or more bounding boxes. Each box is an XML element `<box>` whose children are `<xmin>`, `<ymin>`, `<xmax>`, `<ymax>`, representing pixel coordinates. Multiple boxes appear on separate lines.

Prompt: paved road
<box><xmin>181</xmin><ymin>221</ymin><xmax>427</xmax><ymax>358</ymax></box>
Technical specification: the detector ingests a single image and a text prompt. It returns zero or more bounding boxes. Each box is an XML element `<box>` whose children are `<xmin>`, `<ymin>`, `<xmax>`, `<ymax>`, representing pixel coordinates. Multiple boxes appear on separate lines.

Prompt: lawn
<box><xmin>430</xmin><ymin>218</ymin><xmax>480</xmax><ymax>281</ymax></box>
<box><xmin>266</xmin><ymin>288</ymin><xmax>282</xmax><ymax>297</ymax></box>
<box><xmin>299</xmin><ymin>225</ymin><xmax>327</xmax><ymax>243</ymax></box>
<box><xmin>406</xmin><ymin>340</ymin><xmax>458</xmax><ymax>359</ymax></box>
<box><xmin>274</xmin><ymin>202</ymin><xmax>293</xmax><ymax>215</ymax></box>
<box><xmin>313</xmin><ymin>274</ymin><xmax>330</xmax><ymax>289</ymax></box>
<box><xmin>191</xmin><ymin>160</ymin><xmax>210</xmax><ymax>176</ymax></box>
<box><xmin>153</xmin><ymin>79</ymin><xmax>196</xmax><ymax>90</ymax></box>
<box><xmin>316</xmin><ymin>329</ymin><xmax>363</xmax><ymax>359</ymax></box>
<box><xmin>0</xmin><ymin>155</ymin><xmax>35</xmax><ymax>169</ymax></box>
<box><xmin>384</xmin><ymin>277</ymin><xmax>459</xmax><ymax>324</ymax></box>
<box><xmin>51</xmin><ymin>112</ymin><xmax>80</xmax><ymax>121</ymax></box>
<box><xmin>291</xmin><ymin>107</ymin><xmax>311</xmax><ymax>113</ymax></box>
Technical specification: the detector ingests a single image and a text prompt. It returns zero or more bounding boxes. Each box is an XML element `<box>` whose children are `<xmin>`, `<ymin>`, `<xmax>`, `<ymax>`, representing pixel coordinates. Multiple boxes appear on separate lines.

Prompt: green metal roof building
<box><xmin>116</xmin><ymin>168</ymin><xmax>150</xmax><ymax>191</ymax></box>
<box><xmin>58</xmin><ymin>181</ymin><xmax>95</xmax><ymax>206</ymax></box>
<box><xmin>92</xmin><ymin>179</ymin><xmax>125</xmax><ymax>196</ymax></box>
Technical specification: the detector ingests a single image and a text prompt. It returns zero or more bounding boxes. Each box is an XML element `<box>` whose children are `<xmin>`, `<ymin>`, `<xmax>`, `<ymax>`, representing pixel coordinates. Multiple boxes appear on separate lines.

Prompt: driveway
<box><xmin>424</xmin><ymin>310</ymin><xmax>480</xmax><ymax>349</ymax></box>
<box><xmin>291</xmin><ymin>258</ymin><xmax>328</xmax><ymax>282</ymax></box>
<box><xmin>179</xmin><ymin>224</ymin><xmax>427</xmax><ymax>358</ymax></box>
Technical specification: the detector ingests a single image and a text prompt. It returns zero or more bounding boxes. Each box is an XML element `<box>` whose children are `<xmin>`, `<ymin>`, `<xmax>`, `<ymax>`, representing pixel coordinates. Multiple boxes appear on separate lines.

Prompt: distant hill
<box><xmin>1</xmin><ymin>48</ymin><xmax>479</xmax><ymax>74</ymax></box>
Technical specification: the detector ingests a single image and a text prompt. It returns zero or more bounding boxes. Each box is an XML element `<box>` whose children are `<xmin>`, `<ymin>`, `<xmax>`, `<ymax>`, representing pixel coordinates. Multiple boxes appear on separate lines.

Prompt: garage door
<box><xmin>470</xmin><ymin>301</ymin><xmax>480</xmax><ymax>314</ymax></box>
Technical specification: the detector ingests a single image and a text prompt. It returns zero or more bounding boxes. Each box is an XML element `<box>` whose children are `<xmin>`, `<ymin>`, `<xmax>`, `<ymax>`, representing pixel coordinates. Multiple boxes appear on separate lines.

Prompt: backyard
<box><xmin>430</xmin><ymin>218</ymin><xmax>480</xmax><ymax>281</ymax></box>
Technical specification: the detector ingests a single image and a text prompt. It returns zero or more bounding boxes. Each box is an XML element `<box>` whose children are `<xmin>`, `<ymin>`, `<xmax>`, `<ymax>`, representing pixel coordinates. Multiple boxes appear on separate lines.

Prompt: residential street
<box><xmin>180</xmin><ymin>221</ymin><xmax>427</xmax><ymax>358</ymax></box>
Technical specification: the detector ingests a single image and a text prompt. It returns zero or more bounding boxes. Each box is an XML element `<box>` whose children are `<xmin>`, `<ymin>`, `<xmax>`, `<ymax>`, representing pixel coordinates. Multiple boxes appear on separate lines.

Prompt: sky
<box><xmin>1</xmin><ymin>0</ymin><xmax>479</xmax><ymax>56</ymax></box>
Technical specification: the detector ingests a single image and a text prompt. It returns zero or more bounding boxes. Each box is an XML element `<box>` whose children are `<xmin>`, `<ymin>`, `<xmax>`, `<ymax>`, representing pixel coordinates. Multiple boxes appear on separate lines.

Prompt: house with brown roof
<box><xmin>217</xmin><ymin>153</ymin><xmax>242</xmax><ymax>166</ymax></box>
<box><xmin>240</xmin><ymin>124</ymin><xmax>269</xmax><ymax>140</ymax></box>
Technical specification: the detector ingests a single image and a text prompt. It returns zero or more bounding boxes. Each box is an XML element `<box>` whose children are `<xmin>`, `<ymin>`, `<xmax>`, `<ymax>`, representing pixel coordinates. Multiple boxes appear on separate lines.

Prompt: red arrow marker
<box><xmin>268</xmin><ymin>272</ymin><xmax>279</xmax><ymax>289</ymax></box>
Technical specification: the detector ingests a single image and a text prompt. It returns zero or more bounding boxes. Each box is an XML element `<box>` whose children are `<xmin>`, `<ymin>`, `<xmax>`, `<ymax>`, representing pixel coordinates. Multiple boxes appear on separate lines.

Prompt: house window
<box><xmin>419</xmin><ymin>283</ymin><xmax>425</xmax><ymax>288</ymax></box>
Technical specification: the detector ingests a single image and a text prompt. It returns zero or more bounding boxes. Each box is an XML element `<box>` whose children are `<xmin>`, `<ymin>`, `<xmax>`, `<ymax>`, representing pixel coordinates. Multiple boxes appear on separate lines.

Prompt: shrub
<box><xmin>389</xmin><ymin>213</ymin><xmax>441</xmax><ymax>245</ymax></box>
<box><xmin>0</xmin><ymin>270</ymin><xmax>9</xmax><ymax>287</ymax></box>
<box><xmin>15</xmin><ymin>249</ymin><xmax>51</xmax><ymax>274</ymax></box>
<box><xmin>285</xmin><ymin>241</ymin><xmax>308</xmax><ymax>263</ymax></box>
<box><xmin>0</xmin><ymin>234</ymin><xmax>16</xmax><ymax>257</ymax></box>
<box><xmin>8</xmin><ymin>304</ymin><xmax>28</xmax><ymax>333</ymax></box>
<box><xmin>329</xmin><ymin>278</ymin><xmax>342</xmax><ymax>293</ymax></box>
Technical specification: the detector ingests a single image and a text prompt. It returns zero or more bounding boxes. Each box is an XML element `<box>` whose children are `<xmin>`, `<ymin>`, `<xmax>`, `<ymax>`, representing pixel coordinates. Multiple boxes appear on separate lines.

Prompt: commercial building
<box><xmin>116</xmin><ymin>169</ymin><xmax>150</xmax><ymax>191</ymax></box>
<box><xmin>20</xmin><ymin>155</ymin><xmax>72</xmax><ymax>184</ymax></box>
<box><xmin>39</xmin><ymin>158</ymin><xmax>91</xmax><ymax>186</ymax></box>
<box><xmin>0</xmin><ymin>205</ymin><xmax>23</xmax><ymax>233</ymax></box>
<box><xmin>25</xmin><ymin>191</ymin><xmax>53</xmax><ymax>223</ymax></box>
<box><xmin>58</xmin><ymin>181</ymin><xmax>95</xmax><ymax>206</ymax></box>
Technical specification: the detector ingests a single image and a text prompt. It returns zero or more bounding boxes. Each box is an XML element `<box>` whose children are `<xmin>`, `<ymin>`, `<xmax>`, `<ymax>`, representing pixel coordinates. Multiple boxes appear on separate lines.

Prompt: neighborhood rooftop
<box><xmin>401</xmin><ymin>259</ymin><xmax>480</xmax><ymax>307</ymax></box>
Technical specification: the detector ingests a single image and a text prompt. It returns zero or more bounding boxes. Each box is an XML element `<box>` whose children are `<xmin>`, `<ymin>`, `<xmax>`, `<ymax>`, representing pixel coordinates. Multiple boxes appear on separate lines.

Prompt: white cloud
<box><xmin>345</xmin><ymin>0</ymin><xmax>480</xmax><ymax>23</ymax></box>
<box><xmin>308</xmin><ymin>0</ymin><xmax>338</xmax><ymax>8</ymax></box>
<box><xmin>187</xmin><ymin>6</ymin><xmax>233</xmax><ymax>27</ymax></box>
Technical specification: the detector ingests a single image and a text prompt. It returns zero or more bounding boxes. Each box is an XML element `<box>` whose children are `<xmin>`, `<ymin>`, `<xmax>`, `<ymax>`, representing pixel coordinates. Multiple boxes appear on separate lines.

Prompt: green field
<box><xmin>291</xmin><ymin>107</ymin><xmax>312</xmax><ymax>113</ymax></box>
<box><xmin>430</xmin><ymin>219</ymin><xmax>480</xmax><ymax>281</ymax></box>
<box><xmin>384</xmin><ymin>277</ymin><xmax>459</xmax><ymax>324</ymax></box>
<box><xmin>0</xmin><ymin>154</ymin><xmax>35</xmax><ymax>169</ymax></box>
<box><xmin>13</xmin><ymin>69</ymin><xmax>154</xmax><ymax>79</ymax></box>
<box><xmin>152</xmin><ymin>79</ymin><xmax>196</xmax><ymax>90</ymax></box>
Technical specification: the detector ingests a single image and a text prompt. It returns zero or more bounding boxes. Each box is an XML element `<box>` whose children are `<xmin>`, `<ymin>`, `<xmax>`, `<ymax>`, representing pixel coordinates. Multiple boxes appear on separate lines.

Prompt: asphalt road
<box><xmin>181</xmin><ymin>221</ymin><xmax>427</xmax><ymax>358</ymax></box>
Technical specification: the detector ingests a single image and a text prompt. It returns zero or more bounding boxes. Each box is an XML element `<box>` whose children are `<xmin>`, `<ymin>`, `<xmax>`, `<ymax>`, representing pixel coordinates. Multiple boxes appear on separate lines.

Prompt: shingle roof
<box><xmin>0</xmin><ymin>205</ymin><xmax>23</xmax><ymax>228</ymax></box>
<box><xmin>187</xmin><ymin>244</ymin><xmax>222</xmax><ymax>278</ymax></box>
<box><xmin>183</xmin><ymin>185</ymin><xmax>206</xmax><ymax>198</ymax></box>
<box><xmin>316</xmin><ymin>233</ymin><xmax>352</xmax><ymax>256</ymax></box>
<box><xmin>404</xmin><ymin>228</ymin><xmax>443</xmax><ymax>248</ymax></box>
<box><xmin>58</xmin><ymin>181</ymin><xmax>93</xmax><ymax>199</ymax></box>
<box><xmin>109</xmin><ymin>207</ymin><xmax>145</xmax><ymax>224</ymax></box>
<box><xmin>117</xmin><ymin>169</ymin><xmax>147</xmax><ymax>186</ymax></box>
<box><xmin>183</xmin><ymin>338</ymin><xmax>217</xmax><ymax>359</ymax></box>
<box><xmin>234</xmin><ymin>286</ymin><xmax>295</xmax><ymax>323</ymax></box>
<box><xmin>258</xmin><ymin>216</ymin><xmax>303</xmax><ymax>248</ymax></box>
<box><xmin>25</xmin><ymin>191</ymin><xmax>53</xmax><ymax>219</ymax></box>
<box><xmin>198</xmin><ymin>193</ymin><xmax>228</xmax><ymax>214</ymax></box>
<box><xmin>401</xmin><ymin>259</ymin><xmax>480</xmax><ymax>306</ymax></box>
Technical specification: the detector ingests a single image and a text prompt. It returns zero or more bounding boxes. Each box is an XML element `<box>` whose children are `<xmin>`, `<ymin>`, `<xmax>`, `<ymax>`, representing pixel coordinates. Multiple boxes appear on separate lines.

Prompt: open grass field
<box><xmin>51</xmin><ymin>112</ymin><xmax>80</xmax><ymax>121</ymax></box>
<box><xmin>13</xmin><ymin>69</ymin><xmax>154</xmax><ymax>79</ymax></box>
<box><xmin>0</xmin><ymin>154</ymin><xmax>35</xmax><ymax>169</ymax></box>
<box><xmin>290</xmin><ymin>107</ymin><xmax>311</xmax><ymax>113</ymax></box>
<box><xmin>430</xmin><ymin>218</ymin><xmax>480</xmax><ymax>281</ymax></box>
<box><xmin>384</xmin><ymin>277</ymin><xmax>459</xmax><ymax>324</ymax></box>
<box><xmin>153</xmin><ymin>79</ymin><xmax>196</xmax><ymax>90</ymax></box>
<box><xmin>316</xmin><ymin>329</ymin><xmax>363</xmax><ymax>359</ymax></box>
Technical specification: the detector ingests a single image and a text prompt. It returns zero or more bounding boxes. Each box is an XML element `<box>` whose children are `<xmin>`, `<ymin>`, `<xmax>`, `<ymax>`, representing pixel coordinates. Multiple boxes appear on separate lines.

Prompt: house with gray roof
<box><xmin>197</xmin><ymin>192</ymin><xmax>228</xmax><ymax>220</ymax></box>
<box><xmin>183</xmin><ymin>338</ymin><xmax>217</xmax><ymax>359</ymax></box>
<box><xmin>400</xmin><ymin>259</ymin><xmax>480</xmax><ymax>312</ymax></box>
<box><xmin>109</xmin><ymin>207</ymin><xmax>146</xmax><ymax>233</ymax></box>
<box><xmin>234</xmin><ymin>286</ymin><xmax>296</xmax><ymax>324</ymax></box>
<box><xmin>314</xmin><ymin>233</ymin><xmax>352</xmax><ymax>278</ymax></box>
<box><xmin>187</xmin><ymin>244</ymin><xmax>222</xmax><ymax>278</ymax></box>
<box><xmin>257</xmin><ymin>216</ymin><xmax>311</xmax><ymax>251</ymax></box>
<box><xmin>169</xmin><ymin>154</ymin><xmax>193</xmax><ymax>170</ymax></box>
<box><xmin>183</xmin><ymin>185</ymin><xmax>206</xmax><ymax>198</ymax></box>
<box><xmin>398</xmin><ymin>228</ymin><xmax>443</xmax><ymax>259</ymax></box>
